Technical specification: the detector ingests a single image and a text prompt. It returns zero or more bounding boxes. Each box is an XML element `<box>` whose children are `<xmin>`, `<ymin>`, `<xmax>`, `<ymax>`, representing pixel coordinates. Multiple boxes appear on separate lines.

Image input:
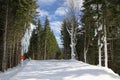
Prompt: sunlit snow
<box><xmin>0</xmin><ymin>60</ymin><xmax>120</xmax><ymax>80</ymax></box>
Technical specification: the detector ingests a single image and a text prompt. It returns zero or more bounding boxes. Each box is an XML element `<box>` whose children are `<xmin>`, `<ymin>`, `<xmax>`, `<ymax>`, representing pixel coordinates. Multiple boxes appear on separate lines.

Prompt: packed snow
<box><xmin>0</xmin><ymin>60</ymin><xmax>120</xmax><ymax>80</ymax></box>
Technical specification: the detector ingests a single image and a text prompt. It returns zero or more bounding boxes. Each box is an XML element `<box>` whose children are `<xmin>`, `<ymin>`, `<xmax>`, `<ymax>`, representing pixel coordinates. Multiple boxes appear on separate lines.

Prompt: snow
<box><xmin>0</xmin><ymin>60</ymin><xmax>120</xmax><ymax>80</ymax></box>
<box><xmin>0</xmin><ymin>59</ymin><xmax>29</xmax><ymax>80</ymax></box>
<box><xmin>98</xmin><ymin>24</ymin><xmax>102</xmax><ymax>31</ymax></box>
<box><xmin>21</xmin><ymin>23</ymin><xmax>35</xmax><ymax>55</ymax></box>
<box><xmin>94</xmin><ymin>28</ymin><xmax>97</xmax><ymax>37</ymax></box>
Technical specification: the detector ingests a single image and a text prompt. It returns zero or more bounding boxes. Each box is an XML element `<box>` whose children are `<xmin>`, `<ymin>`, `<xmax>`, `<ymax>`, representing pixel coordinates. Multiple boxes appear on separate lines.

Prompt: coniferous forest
<box><xmin>0</xmin><ymin>0</ymin><xmax>37</xmax><ymax>71</ymax></box>
<box><xmin>27</xmin><ymin>17</ymin><xmax>60</xmax><ymax>60</ymax></box>
<box><xmin>61</xmin><ymin>0</ymin><xmax>120</xmax><ymax>75</ymax></box>
<box><xmin>0</xmin><ymin>0</ymin><xmax>60</xmax><ymax>72</ymax></box>
<box><xmin>0</xmin><ymin>0</ymin><xmax>120</xmax><ymax>76</ymax></box>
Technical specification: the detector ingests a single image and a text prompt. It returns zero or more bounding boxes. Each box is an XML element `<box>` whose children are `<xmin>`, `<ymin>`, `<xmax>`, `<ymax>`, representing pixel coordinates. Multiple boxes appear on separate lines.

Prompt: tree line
<box><xmin>0</xmin><ymin>0</ymin><xmax>37</xmax><ymax>71</ymax></box>
<box><xmin>61</xmin><ymin>0</ymin><xmax>120</xmax><ymax>75</ymax></box>
<box><xmin>0</xmin><ymin>0</ymin><xmax>61</xmax><ymax>72</ymax></box>
<box><xmin>26</xmin><ymin>17</ymin><xmax>61</xmax><ymax>60</ymax></box>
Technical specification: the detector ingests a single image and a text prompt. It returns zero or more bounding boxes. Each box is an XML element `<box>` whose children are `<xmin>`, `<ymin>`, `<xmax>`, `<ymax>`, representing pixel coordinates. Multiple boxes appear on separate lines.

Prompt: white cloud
<box><xmin>55</xmin><ymin>7</ymin><xmax>67</xmax><ymax>16</ymax></box>
<box><xmin>50</xmin><ymin>21</ymin><xmax>62</xmax><ymax>34</ymax></box>
<box><xmin>36</xmin><ymin>9</ymin><xmax>57</xmax><ymax>21</ymax></box>
<box><xmin>54</xmin><ymin>0</ymin><xmax>84</xmax><ymax>18</ymax></box>
<box><xmin>37</xmin><ymin>0</ymin><xmax>56</xmax><ymax>6</ymax></box>
<box><xmin>50</xmin><ymin>21</ymin><xmax>63</xmax><ymax>47</ymax></box>
<box><xmin>74</xmin><ymin>0</ymin><xmax>84</xmax><ymax>8</ymax></box>
<box><xmin>36</xmin><ymin>9</ymin><xmax>49</xmax><ymax>17</ymax></box>
<box><xmin>63</xmin><ymin>0</ymin><xmax>84</xmax><ymax>9</ymax></box>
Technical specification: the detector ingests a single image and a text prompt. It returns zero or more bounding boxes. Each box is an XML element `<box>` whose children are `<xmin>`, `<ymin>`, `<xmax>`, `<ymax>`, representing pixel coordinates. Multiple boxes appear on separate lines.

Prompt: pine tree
<box><xmin>44</xmin><ymin>17</ymin><xmax>50</xmax><ymax>59</ymax></box>
<box><xmin>0</xmin><ymin>0</ymin><xmax>37</xmax><ymax>71</ymax></box>
<box><xmin>28</xmin><ymin>17</ymin><xmax>60</xmax><ymax>60</ymax></box>
<box><xmin>37</xmin><ymin>19</ymin><xmax>44</xmax><ymax>59</ymax></box>
<box><xmin>44</xmin><ymin>17</ymin><xmax>60</xmax><ymax>59</ymax></box>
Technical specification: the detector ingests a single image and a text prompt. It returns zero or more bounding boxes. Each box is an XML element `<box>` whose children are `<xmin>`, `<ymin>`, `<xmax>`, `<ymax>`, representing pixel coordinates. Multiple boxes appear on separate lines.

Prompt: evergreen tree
<box><xmin>44</xmin><ymin>16</ymin><xmax>50</xmax><ymax>59</ymax></box>
<box><xmin>37</xmin><ymin>19</ymin><xmax>44</xmax><ymax>59</ymax></box>
<box><xmin>81</xmin><ymin>0</ymin><xmax>120</xmax><ymax>74</ymax></box>
<box><xmin>61</xmin><ymin>20</ymin><xmax>71</xmax><ymax>59</ymax></box>
<box><xmin>28</xmin><ymin>17</ymin><xmax>60</xmax><ymax>60</ymax></box>
<box><xmin>44</xmin><ymin>17</ymin><xmax>60</xmax><ymax>59</ymax></box>
<box><xmin>0</xmin><ymin>0</ymin><xmax>37</xmax><ymax>71</ymax></box>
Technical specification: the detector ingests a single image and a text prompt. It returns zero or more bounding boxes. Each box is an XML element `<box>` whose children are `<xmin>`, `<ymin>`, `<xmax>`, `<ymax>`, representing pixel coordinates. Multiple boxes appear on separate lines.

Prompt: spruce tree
<box><xmin>81</xmin><ymin>0</ymin><xmax>120</xmax><ymax>74</ymax></box>
<box><xmin>61</xmin><ymin>20</ymin><xmax>71</xmax><ymax>59</ymax></box>
<box><xmin>0</xmin><ymin>0</ymin><xmax>37</xmax><ymax>71</ymax></box>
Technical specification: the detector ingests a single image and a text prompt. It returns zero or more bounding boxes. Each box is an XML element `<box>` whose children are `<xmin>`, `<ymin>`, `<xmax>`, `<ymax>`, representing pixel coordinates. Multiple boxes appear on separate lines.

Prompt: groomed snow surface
<box><xmin>0</xmin><ymin>60</ymin><xmax>120</xmax><ymax>80</ymax></box>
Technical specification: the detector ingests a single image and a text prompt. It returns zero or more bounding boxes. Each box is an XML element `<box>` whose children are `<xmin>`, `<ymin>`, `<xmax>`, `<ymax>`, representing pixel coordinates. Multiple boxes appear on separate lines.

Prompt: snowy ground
<box><xmin>0</xmin><ymin>60</ymin><xmax>120</xmax><ymax>80</ymax></box>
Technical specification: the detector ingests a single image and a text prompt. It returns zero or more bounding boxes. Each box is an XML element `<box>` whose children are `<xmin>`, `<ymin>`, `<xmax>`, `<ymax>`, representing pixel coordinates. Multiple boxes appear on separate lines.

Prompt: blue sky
<box><xmin>36</xmin><ymin>0</ymin><xmax>83</xmax><ymax>48</ymax></box>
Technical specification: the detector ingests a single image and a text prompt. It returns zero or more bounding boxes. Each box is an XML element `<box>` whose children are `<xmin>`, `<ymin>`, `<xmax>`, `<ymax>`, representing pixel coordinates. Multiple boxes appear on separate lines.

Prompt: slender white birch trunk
<box><xmin>104</xmin><ymin>25</ymin><xmax>108</xmax><ymax>68</ymax></box>
<box><xmin>98</xmin><ymin>34</ymin><xmax>102</xmax><ymax>66</ymax></box>
<box><xmin>70</xmin><ymin>26</ymin><xmax>75</xmax><ymax>60</ymax></box>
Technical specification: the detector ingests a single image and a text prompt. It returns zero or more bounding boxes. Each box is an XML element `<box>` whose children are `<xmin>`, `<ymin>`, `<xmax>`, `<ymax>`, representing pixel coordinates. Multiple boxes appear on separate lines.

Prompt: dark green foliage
<box><xmin>28</xmin><ymin>18</ymin><xmax>61</xmax><ymax>60</ymax></box>
<box><xmin>76</xmin><ymin>34</ymin><xmax>84</xmax><ymax>61</ymax></box>
<box><xmin>28</xmin><ymin>29</ymin><xmax>38</xmax><ymax>59</ymax></box>
<box><xmin>61</xmin><ymin>20</ymin><xmax>71</xmax><ymax>59</ymax></box>
<box><xmin>81</xmin><ymin>0</ymin><xmax>120</xmax><ymax>75</ymax></box>
<box><xmin>0</xmin><ymin>0</ymin><xmax>37</xmax><ymax>71</ymax></box>
<box><xmin>61</xmin><ymin>0</ymin><xmax>120</xmax><ymax>75</ymax></box>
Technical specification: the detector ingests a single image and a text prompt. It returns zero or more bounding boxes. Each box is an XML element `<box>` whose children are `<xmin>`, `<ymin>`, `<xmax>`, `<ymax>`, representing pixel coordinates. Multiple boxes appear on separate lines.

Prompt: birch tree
<box><xmin>92</xmin><ymin>0</ymin><xmax>108</xmax><ymax>67</ymax></box>
<box><xmin>82</xmin><ymin>2</ymin><xmax>95</xmax><ymax>63</ymax></box>
<box><xmin>65</xmin><ymin>0</ymin><xmax>83</xmax><ymax>60</ymax></box>
<box><xmin>93</xmin><ymin>2</ymin><xmax>103</xmax><ymax>66</ymax></box>
<box><xmin>81</xmin><ymin>0</ymin><xmax>120</xmax><ymax>74</ymax></box>
<box><xmin>102</xmin><ymin>1</ymin><xmax>108</xmax><ymax>68</ymax></box>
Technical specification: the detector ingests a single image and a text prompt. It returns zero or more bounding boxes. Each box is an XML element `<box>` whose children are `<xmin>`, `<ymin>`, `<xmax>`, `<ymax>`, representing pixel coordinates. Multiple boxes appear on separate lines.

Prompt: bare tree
<box><xmin>65</xmin><ymin>0</ymin><xmax>83</xmax><ymax>60</ymax></box>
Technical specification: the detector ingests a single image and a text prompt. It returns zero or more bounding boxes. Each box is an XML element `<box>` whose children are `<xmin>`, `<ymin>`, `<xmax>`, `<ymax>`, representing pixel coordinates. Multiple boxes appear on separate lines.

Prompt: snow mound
<box><xmin>0</xmin><ymin>60</ymin><xmax>120</xmax><ymax>80</ymax></box>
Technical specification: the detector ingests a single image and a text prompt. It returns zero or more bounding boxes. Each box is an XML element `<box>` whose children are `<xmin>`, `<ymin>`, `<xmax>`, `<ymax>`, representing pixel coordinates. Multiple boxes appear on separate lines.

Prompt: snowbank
<box><xmin>0</xmin><ymin>59</ymin><xmax>29</xmax><ymax>80</ymax></box>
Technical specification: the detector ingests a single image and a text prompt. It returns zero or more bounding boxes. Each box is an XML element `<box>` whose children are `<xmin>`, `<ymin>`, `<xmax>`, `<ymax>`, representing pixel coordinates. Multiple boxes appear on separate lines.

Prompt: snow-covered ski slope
<box><xmin>0</xmin><ymin>60</ymin><xmax>120</xmax><ymax>80</ymax></box>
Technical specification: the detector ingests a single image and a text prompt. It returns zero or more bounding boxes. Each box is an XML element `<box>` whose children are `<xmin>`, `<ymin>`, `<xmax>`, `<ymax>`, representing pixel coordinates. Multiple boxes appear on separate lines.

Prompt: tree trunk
<box><xmin>70</xmin><ymin>26</ymin><xmax>75</xmax><ymax>60</ymax></box>
<box><xmin>96</xmin><ymin>2</ymin><xmax>102</xmax><ymax>66</ymax></box>
<box><xmin>2</xmin><ymin>2</ymin><xmax>8</xmax><ymax>71</ymax></box>
<box><xmin>44</xmin><ymin>39</ymin><xmax>47</xmax><ymax>60</ymax></box>
<box><xmin>12</xmin><ymin>38</ymin><xmax>15</xmax><ymax>67</ymax></box>
<box><xmin>84</xmin><ymin>26</ymin><xmax>89</xmax><ymax>63</ymax></box>
<box><xmin>9</xmin><ymin>44</ymin><xmax>12</xmax><ymax>68</ymax></box>
<box><xmin>98</xmin><ymin>34</ymin><xmax>102</xmax><ymax>66</ymax></box>
<box><xmin>104</xmin><ymin>24</ymin><xmax>108</xmax><ymax>68</ymax></box>
<box><xmin>84</xmin><ymin>28</ymin><xmax>87</xmax><ymax>63</ymax></box>
<box><xmin>15</xmin><ymin>38</ymin><xmax>19</xmax><ymax>66</ymax></box>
